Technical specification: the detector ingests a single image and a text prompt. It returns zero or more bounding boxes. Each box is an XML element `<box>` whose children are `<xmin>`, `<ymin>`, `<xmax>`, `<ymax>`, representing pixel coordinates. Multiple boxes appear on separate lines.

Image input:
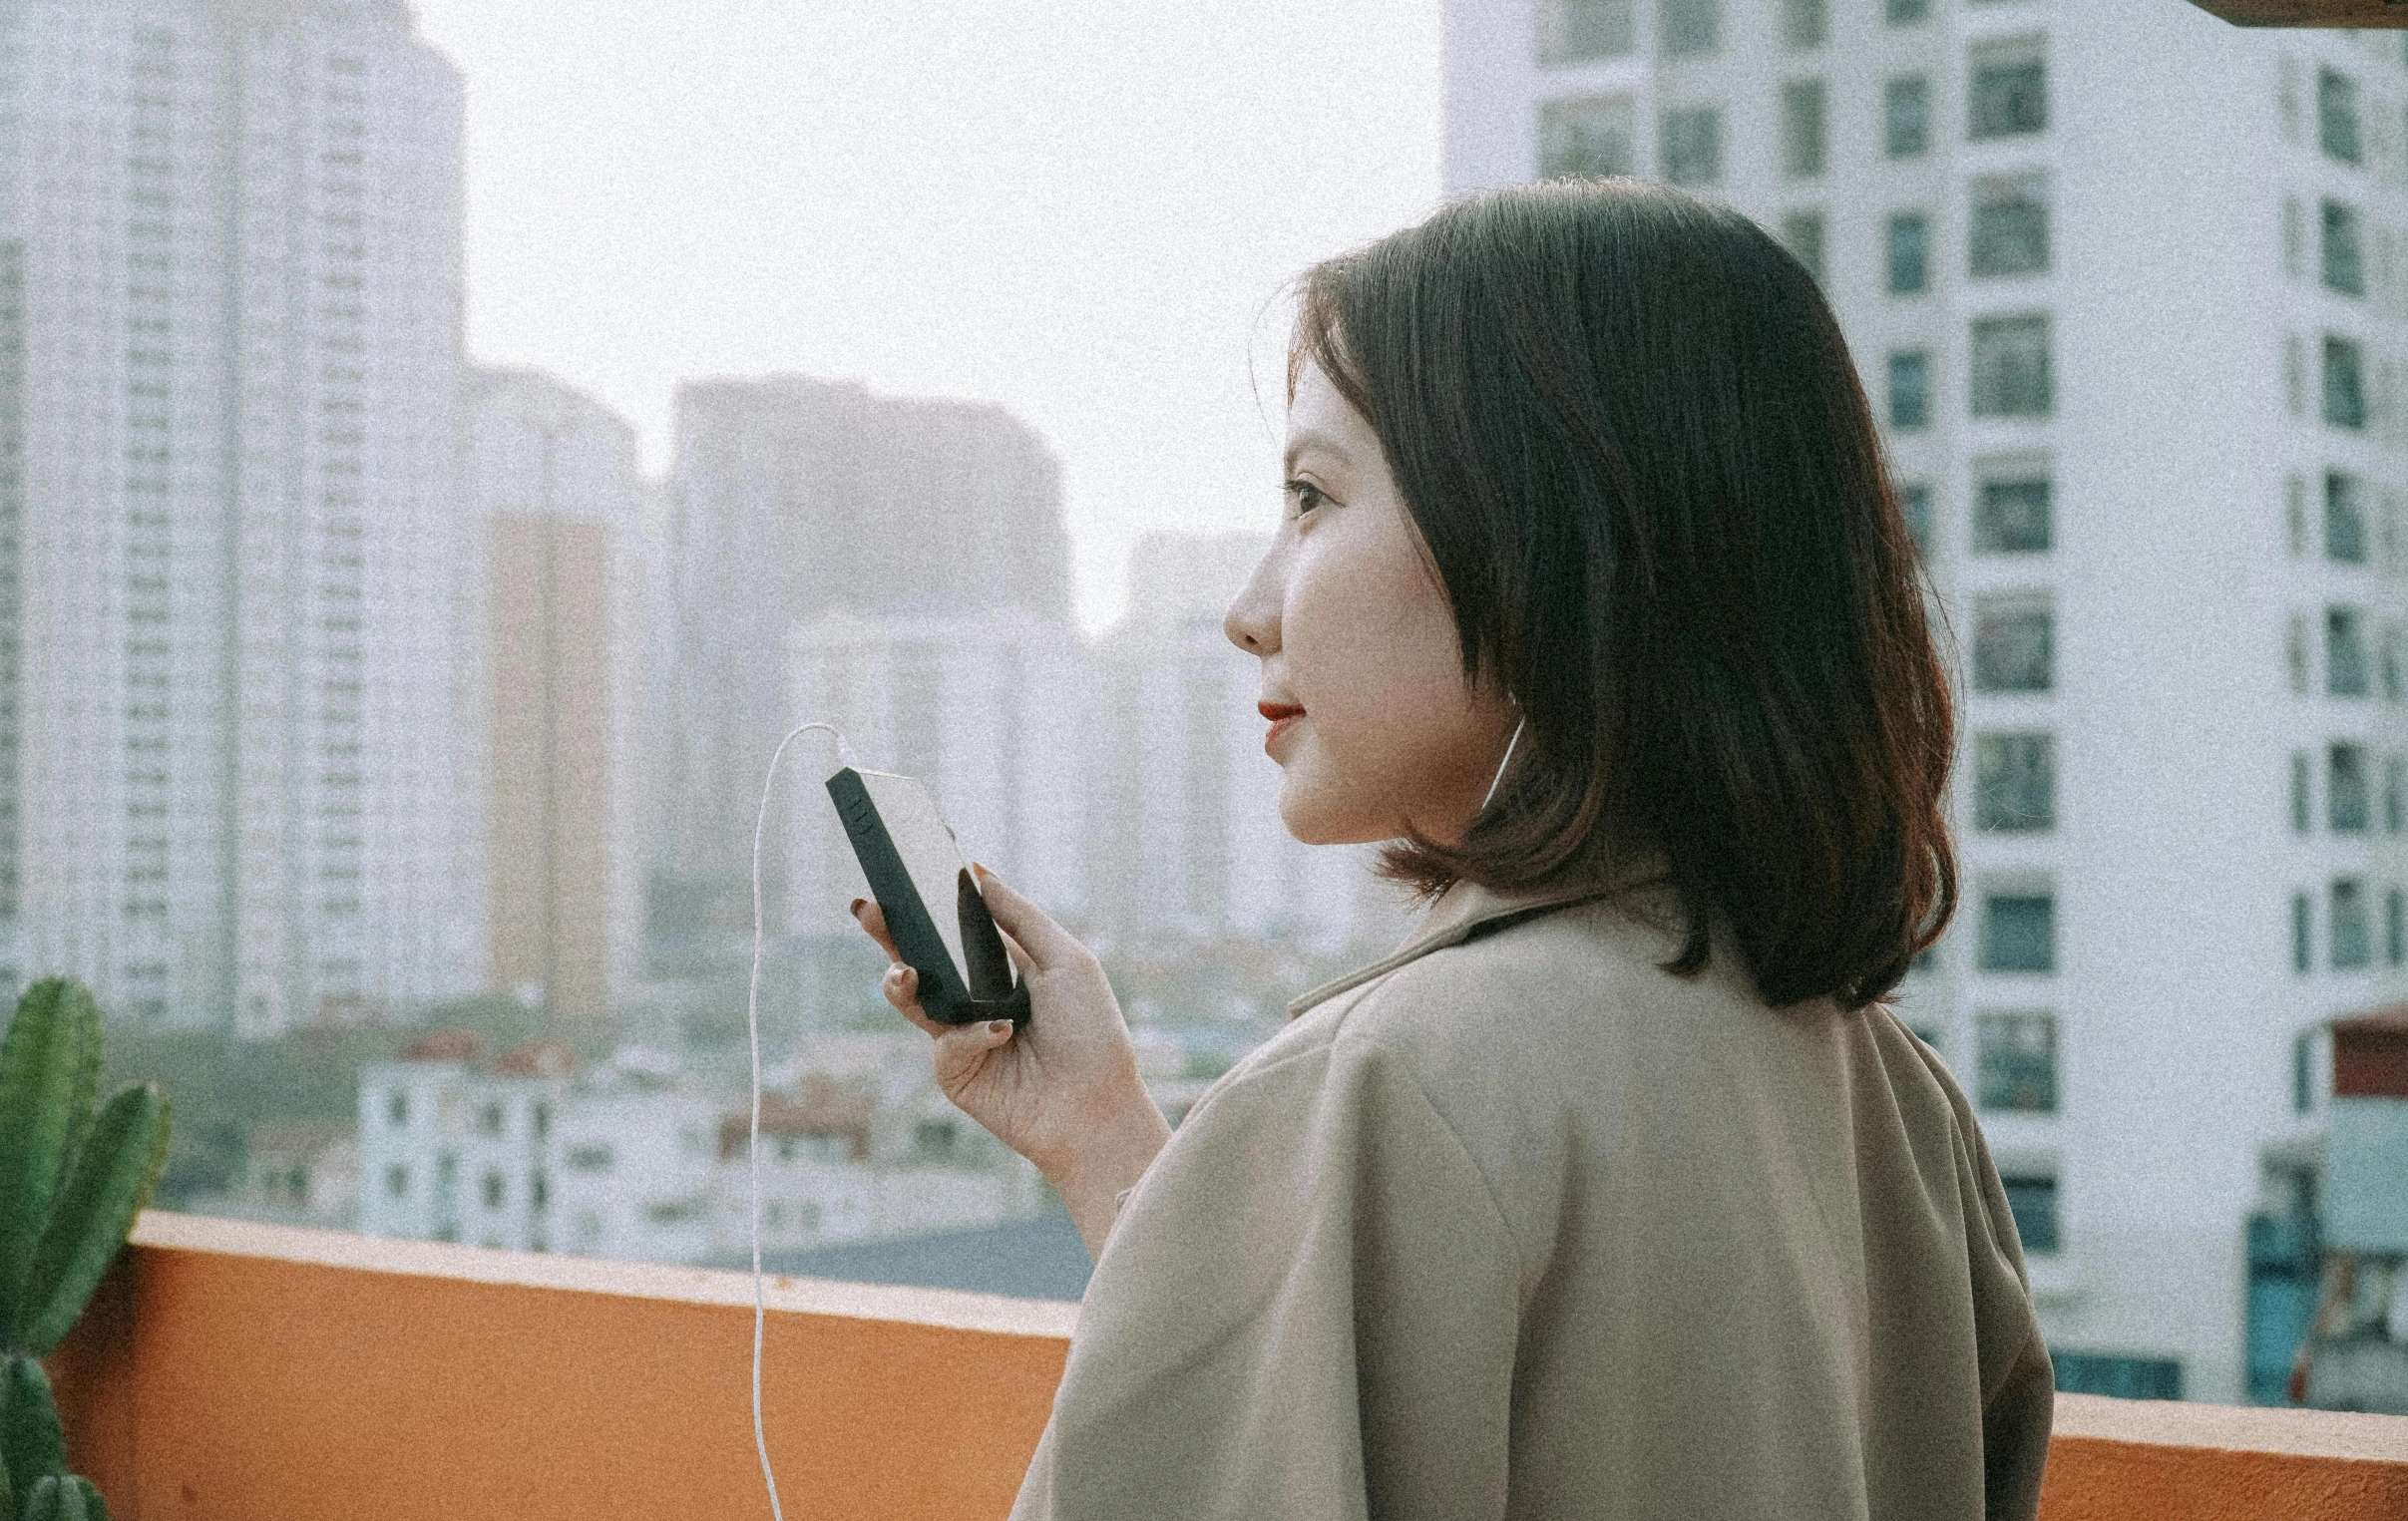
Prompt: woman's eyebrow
<box><xmin>1283</xmin><ymin>429</ymin><xmax>1352</xmax><ymax>474</ymax></box>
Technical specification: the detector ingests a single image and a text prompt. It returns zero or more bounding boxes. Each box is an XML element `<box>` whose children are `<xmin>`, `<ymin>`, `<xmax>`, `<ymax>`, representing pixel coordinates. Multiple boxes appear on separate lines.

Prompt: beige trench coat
<box><xmin>1011</xmin><ymin>879</ymin><xmax>2055</xmax><ymax>1520</ymax></box>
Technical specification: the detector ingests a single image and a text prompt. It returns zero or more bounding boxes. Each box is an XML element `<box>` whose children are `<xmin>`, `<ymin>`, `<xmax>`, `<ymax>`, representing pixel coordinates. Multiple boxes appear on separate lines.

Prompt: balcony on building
<box><xmin>40</xmin><ymin>1211</ymin><xmax>2408</xmax><ymax>1520</ymax></box>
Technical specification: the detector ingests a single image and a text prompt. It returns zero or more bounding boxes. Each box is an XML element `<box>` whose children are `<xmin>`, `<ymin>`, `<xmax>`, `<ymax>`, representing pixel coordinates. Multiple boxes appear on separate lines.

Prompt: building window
<box><xmin>1884</xmin><ymin>75</ymin><xmax>1931</xmax><ymax>159</ymax></box>
<box><xmin>1974</xmin><ymin>475</ymin><xmax>2050</xmax><ymax>554</ymax></box>
<box><xmin>567</xmin><ymin>1144</ymin><xmax>613</xmax><ymax>1172</ymax></box>
<box><xmin>1782</xmin><ymin>0</ymin><xmax>1826</xmax><ymax>50</ymax></box>
<box><xmin>1980</xmin><ymin>893</ymin><xmax>2055</xmax><ymax>973</ymax></box>
<box><xmin>1969</xmin><ymin>44</ymin><xmax>2047</xmax><ymax>141</ymax></box>
<box><xmin>2054</xmin><ymin>1353</ymin><xmax>2180</xmax><ymax>1400</ymax></box>
<box><xmin>2286</xmin><ymin>333</ymin><xmax>2306</xmax><ymax>418</ymax></box>
<box><xmin>482</xmin><ymin>1170</ymin><xmax>507</xmax><ymax>1210</ymax></box>
<box><xmin>2328</xmin><ymin>605</ymin><xmax>2370</xmax><ymax>696</ymax></box>
<box><xmin>1970</xmin><ymin>315</ymin><xmax>2052</xmax><ymax>418</ymax></box>
<box><xmin>2330</xmin><ymin>743</ymin><xmax>2370</xmax><ymax>833</ymax></box>
<box><xmin>2319</xmin><ymin>67</ymin><xmax>2362</xmax><ymax>166</ymax></box>
<box><xmin>533</xmin><ymin>1102</ymin><xmax>551</xmax><ymax>1141</ymax></box>
<box><xmin>1780</xmin><ymin>210</ymin><xmax>1825</xmax><ymax>282</ymax></box>
<box><xmin>2326</xmin><ymin>470</ymin><xmax>2367</xmax><ymax>564</ymax></box>
<box><xmin>1974</xmin><ymin>599</ymin><xmax>2052</xmax><ymax>692</ymax></box>
<box><xmin>1886</xmin><ymin>0</ymin><xmax>1928</xmax><ymax>21</ymax></box>
<box><xmin>385</xmin><ymin>1090</ymin><xmax>408</xmax><ymax>1128</ymax></box>
<box><xmin>1886</xmin><ymin>212</ymin><xmax>1930</xmax><ymax>294</ymax></box>
<box><xmin>2000</xmin><ymin>1174</ymin><xmax>2060</xmax><ymax>1254</ymax></box>
<box><xmin>2387</xmin><ymin>754</ymin><xmax>2405</xmax><ymax>832</ymax></box>
<box><xmin>385</xmin><ymin>1164</ymin><xmax>409</xmax><ymax>1200</ymax></box>
<box><xmin>1975</xmin><ymin>732</ymin><xmax>2054</xmax><ymax>832</ymax></box>
<box><xmin>2288</xmin><ymin>612</ymin><xmax>2310</xmax><ymax>693</ymax></box>
<box><xmin>2323</xmin><ymin>335</ymin><xmax>2367</xmax><ymax>430</ymax></box>
<box><xmin>2291</xmin><ymin>751</ymin><xmax>2312</xmax><ymax>834</ymax></box>
<box><xmin>1782</xmin><ymin>79</ymin><xmax>1828</xmax><ymax>178</ymax></box>
<box><xmin>2287</xmin><ymin>474</ymin><xmax>2308</xmax><ymax>558</ymax></box>
<box><xmin>2331</xmin><ymin>877</ymin><xmax>2372</xmax><ymax>968</ymax></box>
<box><xmin>1970</xmin><ymin>173</ymin><xmax>2050</xmax><ymax>278</ymax></box>
<box><xmin>1659</xmin><ymin>0</ymin><xmax>1720</xmax><ymax>57</ymax></box>
<box><xmin>1976</xmin><ymin>1012</ymin><xmax>2058</xmax><ymax>1112</ymax></box>
<box><xmin>2284</xmin><ymin>196</ymin><xmax>2304</xmax><ymax>279</ymax></box>
<box><xmin>478</xmin><ymin>1101</ymin><xmax>505</xmax><ymax>1137</ymax></box>
<box><xmin>1899</xmin><ymin>483</ymin><xmax>1933</xmax><ymax>554</ymax></box>
<box><xmin>1539</xmin><ymin>96</ymin><xmax>1638</xmax><ymax>179</ymax></box>
<box><xmin>1537</xmin><ymin>0</ymin><xmax>1636</xmax><ymax>64</ymax></box>
<box><xmin>2323</xmin><ymin>199</ymin><xmax>2365</xmax><ymax>296</ymax></box>
<box><xmin>2294</xmin><ymin>1029</ymin><xmax>2316</xmax><ymax>1113</ymax></box>
<box><xmin>1887</xmin><ymin>351</ymin><xmax>1931</xmax><ymax>429</ymax></box>
<box><xmin>2293</xmin><ymin>890</ymin><xmax>2313</xmax><ymax>973</ymax></box>
<box><xmin>2390</xmin><ymin>887</ymin><xmax>2405</xmax><ymax>966</ymax></box>
<box><xmin>1660</xmin><ymin>107</ymin><xmax>1722</xmax><ymax>186</ymax></box>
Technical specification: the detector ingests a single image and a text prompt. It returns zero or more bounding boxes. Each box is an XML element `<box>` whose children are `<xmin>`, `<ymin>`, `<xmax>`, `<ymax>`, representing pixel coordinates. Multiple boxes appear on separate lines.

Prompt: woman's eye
<box><xmin>1284</xmin><ymin>479</ymin><xmax>1330</xmax><ymax>517</ymax></box>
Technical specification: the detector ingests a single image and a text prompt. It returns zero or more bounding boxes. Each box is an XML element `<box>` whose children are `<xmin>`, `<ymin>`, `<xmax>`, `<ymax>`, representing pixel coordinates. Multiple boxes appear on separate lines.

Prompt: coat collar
<box><xmin>1286</xmin><ymin>869</ymin><xmax>1663</xmax><ymax>1020</ymax></box>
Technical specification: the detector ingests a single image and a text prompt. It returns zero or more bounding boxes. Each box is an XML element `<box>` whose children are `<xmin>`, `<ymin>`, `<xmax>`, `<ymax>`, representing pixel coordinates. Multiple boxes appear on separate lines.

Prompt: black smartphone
<box><xmin>826</xmin><ymin>766</ymin><xmax>1029</xmax><ymax>1026</ymax></box>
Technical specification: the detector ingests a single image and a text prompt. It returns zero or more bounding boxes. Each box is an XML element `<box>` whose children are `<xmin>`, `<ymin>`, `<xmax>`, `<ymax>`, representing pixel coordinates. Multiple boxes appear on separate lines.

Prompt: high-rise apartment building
<box><xmin>463</xmin><ymin>368</ymin><xmax>646</xmax><ymax>1025</ymax></box>
<box><xmin>652</xmin><ymin>378</ymin><xmax>1073</xmax><ymax>944</ymax></box>
<box><xmin>1443</xmin><ymin>0</ymin><xmax>2408</xmax><ymax>1405</ymax></box>
<box><xmin>0</xmin><ymin>0</ymin><xmax>470</xmax><ymax>1032</ymax></box>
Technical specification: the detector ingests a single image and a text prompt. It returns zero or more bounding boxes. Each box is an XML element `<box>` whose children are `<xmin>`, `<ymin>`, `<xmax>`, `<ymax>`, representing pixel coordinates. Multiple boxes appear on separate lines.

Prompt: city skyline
<box><xmin>405</xmin><ymin>0</ymin><xmax>1445</xmax><ymax>635</ymax></box>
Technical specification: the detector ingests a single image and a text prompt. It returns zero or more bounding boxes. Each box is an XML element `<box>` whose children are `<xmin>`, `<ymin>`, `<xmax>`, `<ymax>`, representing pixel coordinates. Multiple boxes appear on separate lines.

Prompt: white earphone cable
<box><xmin>748</xmin><ymin>720</ymin><xmax>858</xmax><ymax>1520</ymax></box>
<box><xmin>1480</xmin><ymin>715</ymin><xmax>1526</xmax><ymax>813</ymax></box>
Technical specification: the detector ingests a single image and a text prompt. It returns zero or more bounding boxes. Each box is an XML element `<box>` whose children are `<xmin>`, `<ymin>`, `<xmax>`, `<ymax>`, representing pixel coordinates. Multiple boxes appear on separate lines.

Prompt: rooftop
<box><xmin>46</xmin><ymin>1213</ymin><xmax>2408</xmax><ymax>1519</ymax></box>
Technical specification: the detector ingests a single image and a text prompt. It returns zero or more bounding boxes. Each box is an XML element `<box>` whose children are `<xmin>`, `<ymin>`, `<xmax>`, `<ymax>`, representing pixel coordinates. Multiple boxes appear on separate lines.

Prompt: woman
<box><xmin>854</xmin><ymin>178</ymin><xmax>2053</xmax><ymax>1519</ymax></box>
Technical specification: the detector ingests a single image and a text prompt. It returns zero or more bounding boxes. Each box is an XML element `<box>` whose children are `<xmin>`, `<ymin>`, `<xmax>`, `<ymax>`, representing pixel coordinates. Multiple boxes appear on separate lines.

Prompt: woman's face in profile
<box><xmin>1226</xmin><ymin>355</ymin><xmax>1518</xmax><ymax>850</ymax></box>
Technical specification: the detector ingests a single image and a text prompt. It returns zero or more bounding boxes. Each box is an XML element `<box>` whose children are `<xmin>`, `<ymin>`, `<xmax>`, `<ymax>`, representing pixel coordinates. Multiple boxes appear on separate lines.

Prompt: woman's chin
<box><xmin>1276</xmin><ymin>778</ymin><xmax>1386</xmax><ymax>848</ymax></box>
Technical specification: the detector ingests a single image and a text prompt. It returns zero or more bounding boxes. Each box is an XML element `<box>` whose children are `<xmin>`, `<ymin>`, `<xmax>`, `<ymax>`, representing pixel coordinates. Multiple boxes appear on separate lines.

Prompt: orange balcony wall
<box><xmin>46</xmin><ymin>1213</ymin><xmax>2408</xmax><ymax>1520</ymax></box>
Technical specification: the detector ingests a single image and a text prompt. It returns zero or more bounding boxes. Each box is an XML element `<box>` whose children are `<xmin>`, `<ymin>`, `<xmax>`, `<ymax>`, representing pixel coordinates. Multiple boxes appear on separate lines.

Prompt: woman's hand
<box><xmin>851</xmin><ymin>866</ymin><xmax>1170</xmax><ymax>1260</ymax></box>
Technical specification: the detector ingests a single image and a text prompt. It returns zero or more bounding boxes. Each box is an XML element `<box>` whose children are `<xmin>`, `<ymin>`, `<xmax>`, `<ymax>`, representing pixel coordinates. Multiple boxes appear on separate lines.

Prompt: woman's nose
<box><xmin>1224</xmin><ymin>547</ymin><xmax>1282</xmax><ymax>655</ymax></box>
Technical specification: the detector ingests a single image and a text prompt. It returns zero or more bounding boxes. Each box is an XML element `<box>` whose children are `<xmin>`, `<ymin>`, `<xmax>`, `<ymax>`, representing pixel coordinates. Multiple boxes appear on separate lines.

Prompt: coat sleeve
<box><xmin>1012</xmin><ymin>1029</ymin><xmax>1525</xmax><ymax>1521</ymax></box>
<box><xmin>1959</xmin><ymin>1101</ymin><xmax>2056</xmax><ymax>1521</ymax></box>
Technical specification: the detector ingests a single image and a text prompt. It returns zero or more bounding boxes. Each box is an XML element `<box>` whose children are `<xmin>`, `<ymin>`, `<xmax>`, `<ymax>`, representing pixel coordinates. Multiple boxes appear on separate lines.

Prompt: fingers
<box><xmin>935</xmin><ymin>1017</ymin><xmax>1016</xmax><ymax>1066</ymax></box>
<box><xmin>882</xmin><ymin>962</ymin><xmax>948</xmax><ymax>1039</ymax></box>
<box><xmin>850</xmin><ymin>898</ymin><xmax>903</xmax><ymax>962</ymax></box>
<box><xmin>970</xmin><ymin>864</ymin><xmax>1081</xmax><ymax>973</ymax></box>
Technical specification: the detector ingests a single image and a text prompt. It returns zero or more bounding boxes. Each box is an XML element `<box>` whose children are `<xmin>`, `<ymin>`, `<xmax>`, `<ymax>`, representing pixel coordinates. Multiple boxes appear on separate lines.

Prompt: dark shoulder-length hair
<box><xmin>1293</xmin><ymin>178</ymin><xmax>1954</xmax><ymax>1011</ymax></box>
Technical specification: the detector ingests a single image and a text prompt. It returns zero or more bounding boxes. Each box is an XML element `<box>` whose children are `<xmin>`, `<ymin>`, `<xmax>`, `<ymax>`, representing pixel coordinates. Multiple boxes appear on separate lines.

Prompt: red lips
<box><xmin>1260</xmin><ymin>701</ymin><xmax>1305</xmax><ymax>756</ymax></box>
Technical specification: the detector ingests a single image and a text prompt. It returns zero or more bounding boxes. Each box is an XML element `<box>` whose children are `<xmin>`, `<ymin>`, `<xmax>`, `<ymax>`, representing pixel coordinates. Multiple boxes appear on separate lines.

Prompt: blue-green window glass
<box><xmin>2323</xmin><ymin>200</ymin><xmax>2365</xmax><ymax>296</ymax></box>
<box><xmin>1980</xmin><ymin>894</ymin><xmax>2054</xmax><ymax>973</ymax></box>
<box><xmin>2000</xmin><ymin>1174</ymin><xmax>2060</xmax><ymax>1254</ymax></box>
<box><xmin>1976</xmin><ymin>1013</ymin><xmax>2057</xmax><ymax>1112</ymax></box>
<box><xmin>1973</xmin><ymin>602</ymin><xmax>2051</xmax><ymax>693</ymax></box>
<box><xmin>1974</xmin><ymin>478</ymin><xmax>2049</xmax><ymax>553</ymax></box>
<box><xmin>2328</xmin><ymin>606</ymin><xmax>2369</xmax><ymax>696</ymax></box>
<box><xmin>1884</xmin><ymin>76</ymin><xmax>1930</xmax><ymax>158</ymax></box>
<box><xmin>1886</xmin><ymin>213</ymin><xmax>1929</xmax><ymax>294</ymax></box>
<box><xmin>1899</xmin><ymin>483</ymin><xmax>1932</xmax><ymax>554</ymax></box>
<box><xmin>2329</xmin><ymin>743</ymin><xmax>2369</xmax><ymax>833</ymax></box>
<box><xmin>2326</xmin><ymin>471</ymin><xmax>2366</xmax><ymax>564</ymax></box>
<box><xmin>1887</xmin><ymin>350</ymin><xmax>1930</xmax><ymax>429</ymax></box>
<box><xmin>1660</xmin><ymin>107</ymin><xmax>1722</xmax><ymax>187</ymax></box>
<box><xmin>2319</xmin><ymin>68</ymin><xmax>2362</xmax><ymax>165</ymax></box>
<box><xmin>2331</xmin><ymin>878</ymin><xmax>2372</xmax><ymax>968</ymax></box>
<box><xmin>2323</xmin><ymin>334</ymin><xmax>2367</xmax><ymax>430</ymax></box>
<box><xmin>1974</xmin><ymin>733</ymin><xmax>2053</xmax><ymax>833</ymax></box>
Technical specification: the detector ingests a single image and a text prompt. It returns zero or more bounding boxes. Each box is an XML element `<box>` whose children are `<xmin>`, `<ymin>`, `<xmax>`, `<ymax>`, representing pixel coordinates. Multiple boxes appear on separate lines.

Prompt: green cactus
<box><xmin>18</xmin><ymin>1475</ymin><xmax>106</xmax><ymax>1521</ymax></box>
<box><xmin>0</xmin><ymin>979</ymin><xmax>170</xmax><ymax>1521</ymax></box>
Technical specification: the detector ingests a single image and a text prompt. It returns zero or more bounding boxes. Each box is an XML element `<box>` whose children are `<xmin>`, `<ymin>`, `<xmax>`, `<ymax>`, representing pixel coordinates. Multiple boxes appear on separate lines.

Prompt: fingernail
<box><xmin>987</xmin><ymin>1020</ymin><xmax>1013</xmax><ymax>1037</ymax></box>
<box><xmin>972</xmin><ymin>862</ymin><xmax>992</xmax><ymax>880</ymax></box>
<box><xmin>848</xmin><ymin>898</ymin><xmax>866</xmax><ymax>918</ymax></box>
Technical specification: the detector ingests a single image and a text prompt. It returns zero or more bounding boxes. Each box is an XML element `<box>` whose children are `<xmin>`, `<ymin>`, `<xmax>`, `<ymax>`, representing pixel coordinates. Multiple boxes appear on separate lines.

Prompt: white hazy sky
<box><xmin>408</xmin><ymin>0</ymin><xmax>1446</xmax><ymax>631</ymax></box>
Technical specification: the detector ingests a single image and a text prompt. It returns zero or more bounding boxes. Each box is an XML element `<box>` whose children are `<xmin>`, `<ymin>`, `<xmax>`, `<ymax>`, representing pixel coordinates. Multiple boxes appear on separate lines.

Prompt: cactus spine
<box><xmin>0</xmin><ymin>978</ymin><xmax>170</xmax><ymax>1521</ymax></box>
